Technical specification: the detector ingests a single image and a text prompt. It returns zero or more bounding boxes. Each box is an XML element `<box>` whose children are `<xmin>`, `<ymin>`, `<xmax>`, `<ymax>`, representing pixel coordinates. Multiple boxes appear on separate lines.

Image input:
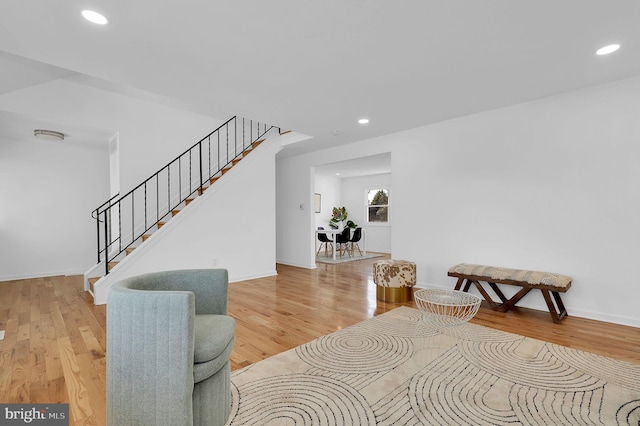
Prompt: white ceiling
<box><xmin>315</xmin><ymin>153</ymin><xmax>391</xmax><ymax>179</ymax></box>
<box><xmin>1</xmin><ymin>1</ymin><xmax>640</xmax><ymax>157</ymax></box>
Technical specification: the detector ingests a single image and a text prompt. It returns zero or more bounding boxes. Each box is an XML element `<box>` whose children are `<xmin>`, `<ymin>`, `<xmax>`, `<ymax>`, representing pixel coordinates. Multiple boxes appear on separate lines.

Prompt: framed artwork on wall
<box><xmin>314</xmin><ymin>193</ymin><xmax>321</xmax><ymax>213</ymax></box>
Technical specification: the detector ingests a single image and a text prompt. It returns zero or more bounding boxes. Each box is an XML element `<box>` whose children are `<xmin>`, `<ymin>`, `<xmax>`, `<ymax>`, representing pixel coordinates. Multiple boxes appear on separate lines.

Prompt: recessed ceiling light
<box><xmin>336</xmin><ymin>173</ymin><xmax>340</xmax><ymax>176</ymax></box>
<box><xmin>82</xmin><ymin>10</ymin><xmax>108</xmax><ymax>25</ymax></box>
<box><xmin>358</xmin><ymin>118</ymin><xmax>369</xmax><ymax>124</ymax></box>
<box><xmin>596</xmin><ymin>44</ymin><xmax>620</xmax><ymax>55</ymax></box>
<box><xmin>34</xmin><ymin>129</ymin><xmax>65</xmax><ymax>141</ymax></box>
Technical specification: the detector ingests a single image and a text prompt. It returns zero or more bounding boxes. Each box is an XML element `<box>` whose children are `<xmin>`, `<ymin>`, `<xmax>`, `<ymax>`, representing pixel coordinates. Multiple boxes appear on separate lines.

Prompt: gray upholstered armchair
<box><xmin>106</xmin><ymin>269</ymin><xmax>235</xmax><ymax>426</ymax></box>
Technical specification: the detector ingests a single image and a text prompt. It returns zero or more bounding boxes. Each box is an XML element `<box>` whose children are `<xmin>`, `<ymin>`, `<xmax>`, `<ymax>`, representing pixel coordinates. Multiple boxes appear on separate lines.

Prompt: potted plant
<box><xmin>330</xmin><ymin>207</ymin><xmax>348</xmax><ymax>230</ymax></box>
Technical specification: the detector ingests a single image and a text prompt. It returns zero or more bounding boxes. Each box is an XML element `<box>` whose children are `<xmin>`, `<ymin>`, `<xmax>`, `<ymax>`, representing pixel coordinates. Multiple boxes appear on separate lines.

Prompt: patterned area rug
<box><xmin>227</xmin><ymin>307</ymin><xmax>640</xmax><ymax>425</ymax></box>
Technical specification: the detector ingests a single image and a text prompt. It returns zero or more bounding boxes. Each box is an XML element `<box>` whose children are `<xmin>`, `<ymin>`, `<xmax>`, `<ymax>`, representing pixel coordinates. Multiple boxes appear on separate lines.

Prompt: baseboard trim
<box><xmin>420</xmin><ymin>282</ymin><xmax>640</xmax><ymax>328</ymax></box>
<box><xmin>0</xmin><ymin>269</ymin><xmax>86</xmax><ymax>282</ymax></box>
<box><xmin>275</xmin><ymin>260</ymin><xmax>316</xmax><ymax>269</ymax></box>
<box><xmin>230</xmin><ymin>270</ymin><xmax>278</xmax><ymax>283</ymax></box>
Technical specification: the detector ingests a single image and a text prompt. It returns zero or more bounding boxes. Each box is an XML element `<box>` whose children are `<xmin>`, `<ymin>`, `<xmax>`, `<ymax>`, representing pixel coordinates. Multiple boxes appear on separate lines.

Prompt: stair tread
<box><xmin>88</xmin><ymin>277</ymin><xmax>100</xmax><ymax>294</ymax></box>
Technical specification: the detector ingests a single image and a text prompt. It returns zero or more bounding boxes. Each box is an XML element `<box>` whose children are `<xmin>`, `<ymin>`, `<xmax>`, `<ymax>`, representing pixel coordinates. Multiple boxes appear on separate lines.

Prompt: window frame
<box><xmin>366</xmin><ymin>188</ymin><xmax>390</xmax><ymax>225</ymax></box>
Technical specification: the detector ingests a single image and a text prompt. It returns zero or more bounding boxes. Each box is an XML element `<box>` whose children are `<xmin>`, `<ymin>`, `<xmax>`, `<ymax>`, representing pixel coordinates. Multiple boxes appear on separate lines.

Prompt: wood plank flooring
<box><xmin>1</xmin><ymin>256</ymin><xmax>639</xmax><ymax>425</ymax></box>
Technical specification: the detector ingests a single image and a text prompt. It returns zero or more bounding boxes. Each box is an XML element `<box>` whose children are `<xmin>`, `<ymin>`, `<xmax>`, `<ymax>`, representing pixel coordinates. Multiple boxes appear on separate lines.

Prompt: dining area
<box><xmin>315</xmin><ymin>226</ymin><xmax>366</xmax><ymax>261</ymax></box>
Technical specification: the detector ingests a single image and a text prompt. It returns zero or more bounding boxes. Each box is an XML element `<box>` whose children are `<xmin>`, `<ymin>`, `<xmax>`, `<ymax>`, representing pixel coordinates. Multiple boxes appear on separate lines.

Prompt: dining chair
<box><xmin>349</xmin><ymin>227</ymin><xmax>363</xmax><ymax>256</ymax></box>
<box><xmin>316</xmin><ymin>227</ymin><xmax>334</xmax><ymax>256</ymax></box>
<box><xmin>335</xmin><ymin>227</ymin><xmax>352</xmax><ymax>257</ymax></box>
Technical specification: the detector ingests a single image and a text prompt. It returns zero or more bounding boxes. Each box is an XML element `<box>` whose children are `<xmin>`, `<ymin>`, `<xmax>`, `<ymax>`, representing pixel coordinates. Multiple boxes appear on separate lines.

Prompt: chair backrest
<box><xmin>351</xmin><ymin>227</ymin><xmax>362</xmax><ymax>242</ymax></box>
<box><xmin>114</xmin><ymin>269</ymin><xmax>229</xmax><ymax>315</ymax></box>
<box><xmin>317</xmin><ymin>227</ymin><xmax>331</xmax><ymax>243</ymax></box>
<box><xmin>337</xmin><ymin>227</ymin><xmax>350</xmax><ymax>243</ymax></box>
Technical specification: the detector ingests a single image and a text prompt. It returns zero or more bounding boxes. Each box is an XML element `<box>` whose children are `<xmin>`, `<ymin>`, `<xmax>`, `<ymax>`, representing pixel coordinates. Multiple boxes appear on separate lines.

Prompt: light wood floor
<box><xmin>1</xmin><ymin>256</ymin><xmax>639</xmax><ymax>425</ymax></box>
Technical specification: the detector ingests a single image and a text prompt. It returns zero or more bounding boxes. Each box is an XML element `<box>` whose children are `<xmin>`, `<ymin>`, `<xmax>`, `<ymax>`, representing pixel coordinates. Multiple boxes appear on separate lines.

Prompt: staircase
<box><xmin>85</xmin><ymin>116</ymin><xmax>285</xmax><ymax>299</ymax></box>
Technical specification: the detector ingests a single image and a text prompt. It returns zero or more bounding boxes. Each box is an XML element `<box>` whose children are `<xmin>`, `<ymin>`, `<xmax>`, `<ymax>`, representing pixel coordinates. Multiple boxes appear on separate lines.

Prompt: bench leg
<box><xmin>470</xmin><ymin>280</ymin><xmax>500</xmax><ymax>310</ymax></box>
<box><xmin>488</xmin><ymin>282</ymin><xmax>509</xmax><ymax>304</ymax></box>
<box><xmin>541</xmin><ymin>290</ymin><xmax>568</xmax><ymax>324</ymax></box>
<box><xmin>455</xmin><ymin>278</ymin><xmax>499</xmax><ymax>309</ymax></box>
<box><xmin>463</xmin><ymin>280</ymin><xmax>533</xmax><ymax>313</ymax></box>
<box><xmin>501</xmin><ymin>287</ymin><xmax>532</xmax><ymax>312</ymax></box>
<box><xmin>554</xmin><ymin>292</ymin><xmax>569</xmax><ymax>322</ymax></box>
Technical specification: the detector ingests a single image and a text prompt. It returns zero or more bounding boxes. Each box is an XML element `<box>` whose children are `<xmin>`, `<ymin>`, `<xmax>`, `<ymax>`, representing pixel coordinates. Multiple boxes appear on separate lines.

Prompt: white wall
<box><xmin>0</xmin><ymin>137</ymin><xmax>109</xmax><ymax>280</ymax></box>
<box><xmin>0</xmin><ymin>77</ymin><xmax>226</xmax><ymax>280</ymax></box>
<box><xmin>276</xmin><ymin>155</ymin><xmax>317</xmax><ymax>268</ymax></box>
<box><xmin>277</xmin><ymin>145</ymin><xmax>393</xmax><ymax>268</ymax></box>
<box><xmin>314</xmin><ymin>174</ymin><xmax>341</xmax><ymax>230</ymax></box>
<box><xmin>276</xmin><ymin>75</ymin><xmax>640</xmax><ymax>327</ymax></box>
<box><xmin>341</xmin><ymin>173</ymin><xmax>391</xmax><ymax>253</ymax></box>
<box><xmin>0</xmin><ymin>78</ymin><xmax>223</xmax><ymax>194</ymax></box>
<box><xmin>94</xmin><ymin>138</ymin><xmax>281</xmax><ymax>304</ymax></box>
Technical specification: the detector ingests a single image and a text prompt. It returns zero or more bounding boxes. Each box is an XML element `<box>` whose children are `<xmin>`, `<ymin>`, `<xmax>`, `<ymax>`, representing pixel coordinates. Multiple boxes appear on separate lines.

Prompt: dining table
<box><xmin>314</xmin><ymin>228</ymin><xmax>366</xmax><ymax>260</ymax></box>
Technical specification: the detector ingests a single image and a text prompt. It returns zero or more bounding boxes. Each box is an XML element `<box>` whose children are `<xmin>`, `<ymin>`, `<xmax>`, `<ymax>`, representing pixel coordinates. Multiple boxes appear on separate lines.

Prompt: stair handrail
<box><xmin>92</xmin><ymin>116</ymin><xmax>280</xmax><ymax>275</ymax></box>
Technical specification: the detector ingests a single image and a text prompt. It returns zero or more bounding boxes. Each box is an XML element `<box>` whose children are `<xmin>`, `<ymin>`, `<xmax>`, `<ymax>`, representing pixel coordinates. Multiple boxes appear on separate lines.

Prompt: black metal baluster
<box><xmin>131</xmin><ymin>192</ymin><xmax>135</xmax><ymax>247</ymax></box>
<box><xmin>144</xmin><ymin>182</ymin><xmax>147</xmax><ymax>234</ymax></box>
<box><xmin>104</xmin><ymin>210</ymin><xmax>109</xmax><ymax>275</ymax></box>
<box><xmin>156</xmin><ymin>174</ymin><xmax>159</xmax><ymax>227</ymax></box>
<box><xmin>189</xmin><ymin>150</ymin><xmax>193</xmax><ymax>196</ymax></box>
<box><xmin>118</xmin><ymin>200</ymin><xmax>122</xmax><ymax>253</ymax></box>
<box><xmin>198</xmin><ymin>142</ymin><xmax>203</xmax><ymax>195</ymax></box>
<box><xmin>96</xmin><ymin>209</ymin><xmax>101</xmax><ymax>263</ymax></box>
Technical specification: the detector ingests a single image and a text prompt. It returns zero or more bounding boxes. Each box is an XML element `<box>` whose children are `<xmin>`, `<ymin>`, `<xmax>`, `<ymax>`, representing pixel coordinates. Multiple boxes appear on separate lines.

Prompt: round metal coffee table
<box><xmin>414</xmin><ymin>288</ymin><xmax>481</xmax><ymax>332</ymax></box>
<box><xmin>413</xmin><ymin>289</ymin><xmax>483</xmax><ymax>371</ymax></box>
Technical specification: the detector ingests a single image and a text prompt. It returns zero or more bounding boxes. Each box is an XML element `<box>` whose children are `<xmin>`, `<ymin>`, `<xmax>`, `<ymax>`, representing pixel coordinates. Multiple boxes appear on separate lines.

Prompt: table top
<box><xmin>315</xmin><ymin>228</ymin><xmax>342</xmax><ymax>233</ymax></box>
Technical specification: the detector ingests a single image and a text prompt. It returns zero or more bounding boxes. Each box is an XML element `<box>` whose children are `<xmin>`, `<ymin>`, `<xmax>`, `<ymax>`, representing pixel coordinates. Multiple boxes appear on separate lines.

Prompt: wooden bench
<box><xmin>448</xmin><ymin>263</ymin><xmax>572</xmax><ymax>324</ymax></box>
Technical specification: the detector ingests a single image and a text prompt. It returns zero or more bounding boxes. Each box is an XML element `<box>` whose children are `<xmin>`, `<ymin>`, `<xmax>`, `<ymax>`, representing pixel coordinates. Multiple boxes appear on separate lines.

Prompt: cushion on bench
<box><xmin>448</xmin><ymin>263</ymin><xmax>572</xmax><ymax>290</ymax></box>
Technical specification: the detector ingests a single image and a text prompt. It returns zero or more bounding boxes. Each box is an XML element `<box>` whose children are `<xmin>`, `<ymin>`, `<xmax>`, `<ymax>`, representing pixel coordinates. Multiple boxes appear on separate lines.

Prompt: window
<box><xmin>367</xmin><ymin>189</ymin><xmax>389</xmax><ymax>223</ymax></box>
